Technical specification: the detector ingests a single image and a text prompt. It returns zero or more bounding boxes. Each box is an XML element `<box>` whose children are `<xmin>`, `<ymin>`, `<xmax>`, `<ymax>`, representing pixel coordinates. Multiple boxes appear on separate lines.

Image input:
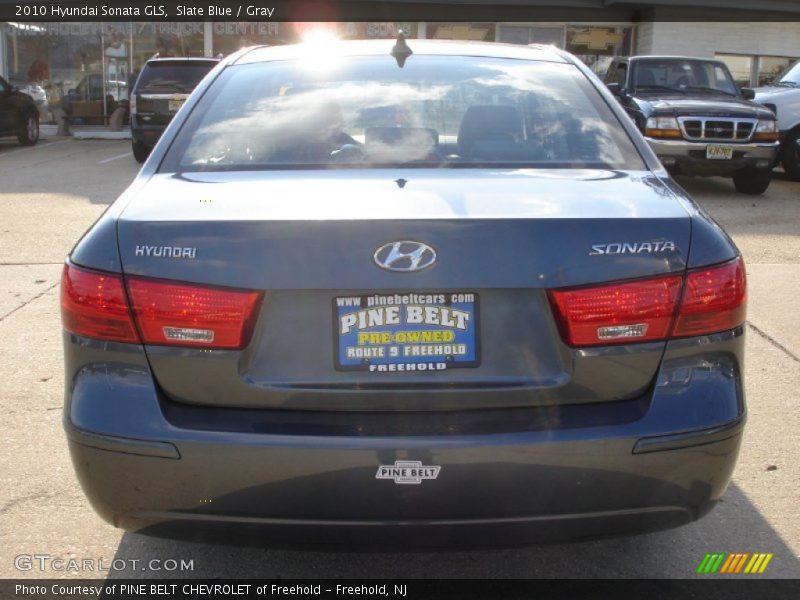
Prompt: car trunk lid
<box><xmin>116</xmin><ymin>169</ymin><xmax>690</xmax><ymax>411</ymax></box>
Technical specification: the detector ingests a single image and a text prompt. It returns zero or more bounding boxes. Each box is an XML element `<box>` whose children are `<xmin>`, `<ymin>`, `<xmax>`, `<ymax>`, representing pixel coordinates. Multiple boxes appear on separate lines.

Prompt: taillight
<box><xmin>548</xmin><ymin>275</ymin><xmax>683</xmax><ymax>346</ymax></box>
<box><xmin>61</xmin><ymin>264</ymin><xmax>262</xmax><ymax>350</ymax></box>
<box><xmin>126</xmin><ymin>277</ymin><xmax>262</xmax><ymax>350</ymax></box>
<box><xmin>548</xmin><ymin>257</ymin><xmax>746</xmax><ymax>347</ymax></box>
<box><xmin>672</xmin><ymin>258</ymin><xmax>746</xmax><ymax>338</ymax></box>
<box><xmin>60</xmin><ymin>264</ymin><xmax>140</xmax><ymax>343</ymax></box>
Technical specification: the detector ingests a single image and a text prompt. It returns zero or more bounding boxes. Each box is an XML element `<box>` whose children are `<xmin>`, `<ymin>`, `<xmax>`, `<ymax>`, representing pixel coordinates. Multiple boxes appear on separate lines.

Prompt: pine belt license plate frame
<box><xmin>333</xmin><ymin>291</ymin><xmax>481</xmax><ymax>372</ymax></box>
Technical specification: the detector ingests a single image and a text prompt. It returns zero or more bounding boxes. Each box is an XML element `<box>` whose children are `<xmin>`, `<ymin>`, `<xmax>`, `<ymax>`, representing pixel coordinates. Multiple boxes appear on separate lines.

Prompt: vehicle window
<box><xmin>161</xmin><ymin>55</ymin><xmax>645</xmax><ymax>172</ymax></box>
<box><xmin>634</xmin><ymin>59</ymin><xmax>738</xmax><ymax>95</ymax></box>
<box><xmin>135</xmin><ymin>62</ymin><xmax>216</xmax><ymax>94</ymax></box>
<box><xmin>775</xmin><ymin>60</ymin><xmax>800</xmax><ymax>86</ymax></box>
<box><xmin>612</xmin><ymin>63</ymin><xmax>627</xmax><ymax>86</ymax></box>
<box><xmin>713</xmin><ymin>66</ymin><xmax>735</xmax><ymax>90</ymax></box>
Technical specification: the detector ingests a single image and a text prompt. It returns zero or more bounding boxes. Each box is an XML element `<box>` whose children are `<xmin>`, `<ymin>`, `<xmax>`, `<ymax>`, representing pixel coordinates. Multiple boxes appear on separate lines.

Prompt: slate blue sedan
<box><xmin>61</xmin><ymin>38</ymin><xmax>746</xmax><ymax>547</ymax></box>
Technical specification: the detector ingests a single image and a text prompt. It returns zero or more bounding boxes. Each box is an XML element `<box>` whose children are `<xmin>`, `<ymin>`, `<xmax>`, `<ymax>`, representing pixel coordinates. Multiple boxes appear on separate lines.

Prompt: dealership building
<box><xmin>1</xmin><ymin>0</ymin><xmax>799</xmax><ymax>123</ymax></box>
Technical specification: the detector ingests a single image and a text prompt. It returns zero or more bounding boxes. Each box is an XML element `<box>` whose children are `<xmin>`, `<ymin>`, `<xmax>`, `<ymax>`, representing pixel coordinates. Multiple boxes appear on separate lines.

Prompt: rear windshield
<box><xmin>135</xmin><ymin>61</ymin><xmax>217</xmax><ymax>94</ymax></box>
<box><xmin>161</xmin><ymin>55</ymin><xmax>645</xmax><ymax>171</ymax></box>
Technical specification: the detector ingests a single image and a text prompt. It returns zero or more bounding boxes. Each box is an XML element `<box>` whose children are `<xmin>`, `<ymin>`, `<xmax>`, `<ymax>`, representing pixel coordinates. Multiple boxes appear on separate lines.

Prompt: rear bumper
<box><xmin>646</xmin><ymin>138</ymin><xmax>778</xmax><ymax>175</ymax></box>
<box><xmin>65</xmin><ymin>421</ymin><xmax>743</xmax><ymax>548</ymax></box>
<box><xmin>130</xmin><ymin>120</ymin><xmax>167</xmax><ymax>146</ymax></box>
<box><xmin>63</xmin><ymin>328</ymin><xmax>746</xmax><ymax>548</ymax></box>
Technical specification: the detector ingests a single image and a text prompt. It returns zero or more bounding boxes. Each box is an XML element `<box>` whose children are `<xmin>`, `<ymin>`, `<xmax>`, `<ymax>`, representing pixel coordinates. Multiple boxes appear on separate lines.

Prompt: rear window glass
<box><xmin>135</xmin><ymin>61</ymin><xmax>217</xmax><ymax>93</ymax></box>
<box><xmin>160</xmin><ymin>55</ymin><xmax>645</xmax><ymax>171</ymax></box>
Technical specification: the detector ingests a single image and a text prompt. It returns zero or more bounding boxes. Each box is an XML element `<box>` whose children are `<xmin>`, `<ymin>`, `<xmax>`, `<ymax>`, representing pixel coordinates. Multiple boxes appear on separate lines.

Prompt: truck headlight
<box><xmin>753</xmin><ymin>119</ymin><xmax>779</xmax><ymax>142</ymax></box>
<box><xmin>645</xmin><ymin>116</ymin><xmax>682</xmax><ymax>139</ymax></box>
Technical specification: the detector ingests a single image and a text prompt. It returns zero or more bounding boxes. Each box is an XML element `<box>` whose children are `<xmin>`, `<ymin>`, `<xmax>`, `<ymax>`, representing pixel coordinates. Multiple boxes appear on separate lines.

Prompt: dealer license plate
<box><xmin>334</xmin><ymin>292</ymin><xmax>479</xmax><ymax>372</ymax></box>
<box><xmin>706</xmin><ymin>144</ymin><xmax>733</xmax><ymax>160</ymax></box>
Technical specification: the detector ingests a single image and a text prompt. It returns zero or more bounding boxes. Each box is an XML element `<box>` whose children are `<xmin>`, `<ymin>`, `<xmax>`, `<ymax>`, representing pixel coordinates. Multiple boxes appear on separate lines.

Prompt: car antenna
<box><xmin>391</xmin><ymin>30</ymin><xmax>413</xmax><ymax>68</ymax></box>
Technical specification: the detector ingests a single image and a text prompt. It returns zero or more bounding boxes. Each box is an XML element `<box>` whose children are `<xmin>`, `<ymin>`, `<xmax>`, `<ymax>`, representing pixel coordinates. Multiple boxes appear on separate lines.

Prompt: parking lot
<box><xmin>0</xmin><ymin>137</ymin><xmax>797</xmax><ymax>579</ymax></box>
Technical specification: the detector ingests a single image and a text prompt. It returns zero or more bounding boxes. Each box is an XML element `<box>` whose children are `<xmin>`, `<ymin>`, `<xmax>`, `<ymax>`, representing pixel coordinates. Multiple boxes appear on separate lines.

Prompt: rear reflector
<box><xmin>60</xmin><ymin>264</ymin><xmax>140</xmax><ymax>343</ymax></box>
<box><xmin>126</xmin><ymin>277</ymin><xmax>262</xmax><ymax>350</ymax></box>
<box><xmin>548</xmin><ymin>257</ymin><xmax>746</xmax><ymax>347</ymax></box>
<box><xmin>548</xmin><ymin>275</ymin><xmax>683</xmax><ymax>346</ymax></box>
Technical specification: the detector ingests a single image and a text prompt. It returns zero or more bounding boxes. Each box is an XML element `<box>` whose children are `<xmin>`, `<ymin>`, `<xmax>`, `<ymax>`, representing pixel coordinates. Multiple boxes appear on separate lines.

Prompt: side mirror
<box><xmin>606</xmin><ymin>83</ymin><xmax>626</xmax><ymax>98</ymax></box>
<box><xmin>741</xmin><ymin>87</ymin><xmax>756</xmax><ymax>100</ymax></box>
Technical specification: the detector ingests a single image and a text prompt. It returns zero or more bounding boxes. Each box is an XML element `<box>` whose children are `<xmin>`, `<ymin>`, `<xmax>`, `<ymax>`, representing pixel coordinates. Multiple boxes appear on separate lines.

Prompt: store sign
<box><xmin>337</xmin><ymin>22</ymin><xmax>415</xmax><ymax>39</ymax></box>
<box><xmin>4</xmin><ymin>22</ymin><xmax>207</xmax><ymax>37</ymax></box>
<box><xmin>431</xmin><ymin>24</ymin><xmax>492</xmax><ymax>41</ymax></box>
<box><xmin>213</xmin><ymin>22</ymin><xmax>281</xmax><ymax>36</ymax></box>
<box><xmin>569</xmin><ymin>28</ymin><xmax>624</xmax><ymax>51</ymax></box>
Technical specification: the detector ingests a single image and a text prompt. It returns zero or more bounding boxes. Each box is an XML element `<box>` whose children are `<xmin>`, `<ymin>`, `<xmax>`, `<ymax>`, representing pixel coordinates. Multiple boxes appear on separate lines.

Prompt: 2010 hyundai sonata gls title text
<box><xmin>61</xmin><ymin>39</ymin><xmax>746</xmax><ymax>547</ymax></box>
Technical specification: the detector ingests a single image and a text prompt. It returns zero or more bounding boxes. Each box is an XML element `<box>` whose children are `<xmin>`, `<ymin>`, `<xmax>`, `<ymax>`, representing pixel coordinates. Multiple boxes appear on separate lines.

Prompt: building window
<box><xmin>566</xmin><ymin>26</ymin><xmax>632</xmax><ymax>77</ymax></box>
<box><xmin>3</xmin><ymin>21</ymin><xmax>206</xmax><ymax>124</ymax></box>
<box><xmin>426</xmin><ymin>23</ymin><xmax>495</xmax><ymax>42</ymax></box>
<box><xmin>757</xmin><ymin>56</ymin><xmax>795</xmax><ymax>86</ymax></box>
<box><xmin>716</xmin><ymin>54</ymin><xmax>754</xmax><ymax>88</ymax></box>
<box><xmin>716</xmin><ymin>53</ymin><xmax>798</xmax><ymax>88</ymax></box>
<box><xmin>497</xmin><ymin>25</ymin><xmax>564</xmax><ymax>47</ymax></box>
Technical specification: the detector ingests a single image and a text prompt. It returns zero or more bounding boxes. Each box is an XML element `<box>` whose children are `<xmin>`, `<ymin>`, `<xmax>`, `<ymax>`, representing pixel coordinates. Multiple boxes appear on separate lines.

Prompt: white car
<box><xmin>10</xmin><ymin>81</ymin><xmax>47</xmax><ymax>106</ymax></box>
<box><xmin>754</xmin><ymin>60</ymin><xmax>800</xmax><ymax>180</ymax></box>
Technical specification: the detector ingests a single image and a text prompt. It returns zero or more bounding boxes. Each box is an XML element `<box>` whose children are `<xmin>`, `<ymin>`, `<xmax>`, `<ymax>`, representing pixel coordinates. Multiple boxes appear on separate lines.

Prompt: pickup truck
<box><xmin>754</xmin><ymin>60</ymin><xmax>800</xmax><ymax>181</ymax></box>
<box><xmin>604</xmin><ymin>55</ymin><xmax>779</xmax><ymax>194</ymax></box>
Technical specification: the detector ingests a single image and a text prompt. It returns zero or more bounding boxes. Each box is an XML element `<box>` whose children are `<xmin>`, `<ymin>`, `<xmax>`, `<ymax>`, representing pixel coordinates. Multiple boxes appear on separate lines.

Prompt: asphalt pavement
<box><xmin>0</xmin><ymin>138</ymin><xmax>797</xmax><ymax>579</ymax></box>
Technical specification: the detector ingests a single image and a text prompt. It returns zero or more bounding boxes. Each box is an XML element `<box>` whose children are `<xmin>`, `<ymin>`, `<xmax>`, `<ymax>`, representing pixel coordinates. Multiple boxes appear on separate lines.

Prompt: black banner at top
<box><xmin>2</xmin><ymin>0</ymin><xmax>800</xmax><ymax>22</ymax></box>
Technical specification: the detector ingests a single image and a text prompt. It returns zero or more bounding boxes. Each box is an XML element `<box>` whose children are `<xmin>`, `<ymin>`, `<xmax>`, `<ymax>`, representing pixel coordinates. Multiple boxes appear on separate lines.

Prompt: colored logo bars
<box><xmin>697</xmin><ymin>553</ymin><xmax>773</xmax><ymax>574</ymax></box>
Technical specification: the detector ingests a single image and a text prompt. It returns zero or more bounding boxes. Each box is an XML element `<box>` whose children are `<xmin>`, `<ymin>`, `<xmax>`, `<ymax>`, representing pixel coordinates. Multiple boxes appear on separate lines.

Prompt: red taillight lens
<box><xmin>548</xmin><ymin>275</ymin><xmax>683</xmax><ymax>347</ymax></box>
<box><xmin>60</xmin><ymin>264</ymin><xmax>140</xmax><ymax>343</ymax></box>
<box><xmin>126</xmin><ymin>277</ymin><xmax>262</xmax><ymax>350</ymax></box>
<box><xmin>673</xmin><ymin>258</ymin><xmax>746</xmax><ymax>338</ymax></box>
<box><xmin>548</xmin><ymin>257</ymin><xmax>746</xmax><ymax>347</ymax></box>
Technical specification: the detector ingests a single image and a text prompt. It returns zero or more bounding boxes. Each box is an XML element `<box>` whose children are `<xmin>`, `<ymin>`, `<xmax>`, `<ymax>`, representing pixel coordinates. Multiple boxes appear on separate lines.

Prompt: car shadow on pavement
<box><xmin>105</xmin><ymin>483</ymin><xmax>798</xmax><ymax>579</ymax></box>
<box><xmin>0</xmin><ymin>138</ymin><xmax>138</xmax><ymax>206</ymax></box>
<box><xmin>674</xmin><ymin>169</ymin><xmax>796</xmax><ymax>199</ymax></box>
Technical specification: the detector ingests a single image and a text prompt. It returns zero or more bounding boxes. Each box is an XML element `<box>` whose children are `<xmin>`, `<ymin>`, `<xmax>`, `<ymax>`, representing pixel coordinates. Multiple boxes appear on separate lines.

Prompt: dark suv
<box><xmin>604</xmin><ymin>56</ymin><xmax>779</xmax><ymax>194</ymax></box>
<box><xmin>0</xmin><ymin>75</ymin><xmax>39</xmax><ymax>146</ymax></box>
<box><xmin>130</xmin><ymin>57</ymin><xmax>219</xmax><ymax>162</ymax></box>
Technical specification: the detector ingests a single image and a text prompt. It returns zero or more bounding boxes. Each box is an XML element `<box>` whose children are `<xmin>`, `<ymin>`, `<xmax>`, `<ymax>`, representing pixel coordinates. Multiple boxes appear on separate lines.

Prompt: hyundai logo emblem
<box><xmin>374</xmin><ymin>241</ymin><xmax>436</xmax><ymax>272</ymax></box>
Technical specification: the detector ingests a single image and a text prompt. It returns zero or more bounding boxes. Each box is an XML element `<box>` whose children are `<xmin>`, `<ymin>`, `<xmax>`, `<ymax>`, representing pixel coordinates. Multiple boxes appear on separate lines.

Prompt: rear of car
<box><xmin>129</xmin><ymin>57</ymin><xmax>219</xmax><ymax>162</ymax></box>
<box><xmin>62</xmin><ymin>41</ymin><xmax>746</xmax><ymax>547</ymax></box>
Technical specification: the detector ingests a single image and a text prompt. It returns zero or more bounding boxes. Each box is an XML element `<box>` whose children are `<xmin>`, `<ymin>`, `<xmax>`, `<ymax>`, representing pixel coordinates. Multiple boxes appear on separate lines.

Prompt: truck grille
<box><xmin>677</xmin><ymin>117</ymin><xmax>757</xmax><ymax>142</ymax></box>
